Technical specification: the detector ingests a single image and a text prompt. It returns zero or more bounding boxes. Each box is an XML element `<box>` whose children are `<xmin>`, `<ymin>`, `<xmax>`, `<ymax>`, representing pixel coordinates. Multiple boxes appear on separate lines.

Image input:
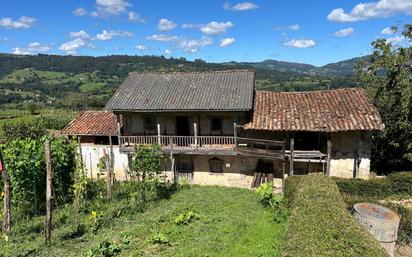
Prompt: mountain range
<box><xmin>223</xmin><ymin>56</ymin><xmax>366</xmax><ymax>77</ymax></box>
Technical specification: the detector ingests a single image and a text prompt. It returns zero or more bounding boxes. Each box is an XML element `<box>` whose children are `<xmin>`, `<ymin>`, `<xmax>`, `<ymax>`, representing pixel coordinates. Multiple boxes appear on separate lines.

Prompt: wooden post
<box><xmin>116</xmin><ymin>114</ymin><xmax>121</xmax><ymax>148</ymax></box>
<box><xmin>233</xmin><ymin>123</ymin><xmax>237</xmax><ymax>151</ymax></box>
<box><xmin>44</xmin><ymin>141</ymin><xmax>53</xmax><ymax>245</ymax></box>
<box><xmin>109</xmin><ymin>135</ymin><xmax>114</xmax><ymax>186</ymax></box>
<box><xmin>1</xmin><ymin>153</ymin><xmax>11</xmax><ymax>235</ymax></box>
<box><xmin>326</xmin><ymin>134</ymin><xmax>332</xmax><ymax>177</ymax></box>
<box><xmin>194</xmin><ymin>122</ymin><xmax>198</xmax><ymax>148</ymax></box>
<box><xmin>289</xmin><ymin>134</ymin><xmax>294</xmax><ymax>176</ymax></box>
<box><xmin>77</xmin><ymin>136</ymin><xmax>84</xmax><ymax>176</ymax></box>
<box><xmin>106</xmin><ymin>150</ymin><xmax>112</xmax><ymax>200</ymax></box>
<box><xmin>157</xmin><ymin>123</ymin><xmax>161</xmax><ymax>145</ymax></box>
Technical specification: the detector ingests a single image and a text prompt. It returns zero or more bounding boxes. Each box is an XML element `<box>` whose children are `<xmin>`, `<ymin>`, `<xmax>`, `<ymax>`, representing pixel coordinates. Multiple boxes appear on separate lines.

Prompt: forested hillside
<box><xmin>0</xmin><ymin>53</ymin><xmax>362</xmax><ymax>109</ymax></box>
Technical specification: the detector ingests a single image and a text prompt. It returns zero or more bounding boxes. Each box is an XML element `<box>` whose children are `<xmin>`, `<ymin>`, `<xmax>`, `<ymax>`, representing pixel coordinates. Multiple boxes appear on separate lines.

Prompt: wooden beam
<box><xmin>44</xmin><ymin>140</ymin><xmax>53</xmax><ymax>245</ymax></box>
<box><xmin>326</xmin><ymin>134</ymin><xmax>332</xmax><ymax>176</ymax></box>
<box><xmin>289</xmin><ymin>134</ymin><xmax>294</xmax><ymax>176</ymax></box>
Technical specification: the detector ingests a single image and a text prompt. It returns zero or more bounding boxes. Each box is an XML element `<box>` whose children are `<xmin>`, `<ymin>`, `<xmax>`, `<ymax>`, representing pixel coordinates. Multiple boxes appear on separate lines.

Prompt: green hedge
<box><xmin>283</xmin><ymin>174</ymin><xmax>388</xmax><ymax>257</ymax></box>
<box><xmin>334</xmin><ymin>172</ymin><xmax>412</xmax><ymax>197</ymax></box>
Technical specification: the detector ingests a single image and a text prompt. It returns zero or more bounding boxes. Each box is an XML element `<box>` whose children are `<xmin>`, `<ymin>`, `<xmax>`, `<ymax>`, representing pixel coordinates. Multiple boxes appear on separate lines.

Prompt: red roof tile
<box><xmin>245</xmin><ymin>88</ymin><xmax>384</xmax><ymax>132</ymax></box>
<box><xmin>62</xmin><ymin>111</ymin><xmax>119</xmax><ymax>136</ymax></box>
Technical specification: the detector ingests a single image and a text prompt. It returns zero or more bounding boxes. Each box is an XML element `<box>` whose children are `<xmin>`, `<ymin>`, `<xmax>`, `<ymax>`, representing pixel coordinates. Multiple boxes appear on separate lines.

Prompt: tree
<box><xmin>358</xmin><ymin>24</ymin><xmax>412</xmax><ymax>173</ymax></box>
<box><xmin>25</xmin><ymin>102</ymin><xmax>39</xmax><ymax>115</ymax></box>
<box><xmin>131</xmin><ymin>145</ymin><xmax>163</xmax><ymax>210</ymax></box>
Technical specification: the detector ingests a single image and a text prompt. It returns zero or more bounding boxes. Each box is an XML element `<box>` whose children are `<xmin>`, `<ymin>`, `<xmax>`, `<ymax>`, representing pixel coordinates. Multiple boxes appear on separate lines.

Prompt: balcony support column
<box><xmin>194</xmin><ymin>123</ymin><xmax>198</xmax><ymax>148</ymax></box>
<box><xmin>157</xmin><ymin>123</ymin><xmax>161</xmax><ymax>145</ymax></box>
<box><xmin>233</xmin><ymin>123</ymin><xmax>237</xmax><ymax>152</ymax></box>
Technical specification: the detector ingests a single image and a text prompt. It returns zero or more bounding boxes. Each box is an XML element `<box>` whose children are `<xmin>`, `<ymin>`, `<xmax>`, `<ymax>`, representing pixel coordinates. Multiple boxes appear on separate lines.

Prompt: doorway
<box><xmin>176</xmin><ymin>116</ymin><xmax>190</xmax><ymax>136</ymax></box>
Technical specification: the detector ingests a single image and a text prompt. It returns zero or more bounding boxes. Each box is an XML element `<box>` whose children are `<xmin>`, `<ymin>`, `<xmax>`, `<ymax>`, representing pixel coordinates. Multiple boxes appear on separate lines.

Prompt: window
<box><xmin>175</xmin><ymin>158</ymin><xmax>193</xmax><ymax>172</ymax></box>
<box><xmin>209</xmin><ymin>157</ymin><xmax>223</xmax><ymax>173</ymax></box>
<box><xmin>210</xmin><ymin>117</ymin><xmax>223</xmax><ymax>135</ymax></box>
<box><xmin>144</xmin><ymin>116</ymin><xmax>156</xmax><ymax>134</ymax></box>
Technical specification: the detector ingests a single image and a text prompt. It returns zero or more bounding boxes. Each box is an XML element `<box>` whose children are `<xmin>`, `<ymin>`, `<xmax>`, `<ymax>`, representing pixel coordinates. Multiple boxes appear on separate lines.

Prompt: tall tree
<box><xmin>358</xmin><ymin>24</ymin><xmax>412</xmax><ymax>172</ymax></box>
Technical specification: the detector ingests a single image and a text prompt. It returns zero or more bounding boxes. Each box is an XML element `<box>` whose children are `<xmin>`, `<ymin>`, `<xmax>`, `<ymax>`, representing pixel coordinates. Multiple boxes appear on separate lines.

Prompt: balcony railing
<box><xmin>119</xmin><ymin>135</ymin><xmax>237</xmax><ymax>153</ymax></box>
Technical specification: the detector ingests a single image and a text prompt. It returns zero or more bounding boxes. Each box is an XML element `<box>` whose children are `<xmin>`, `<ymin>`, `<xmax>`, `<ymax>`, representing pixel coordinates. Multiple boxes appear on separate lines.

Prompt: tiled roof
<box><xmin>105</xmin><ymin>70</ymin><xmax>255</xmax><ymax>112</ymax></box>
<box><xmin>62</xmin><ymin>111</ymin><xmax>118</xmax><ymax>136</ymax></box>
<box><xmin>245</xmin><ymin>88</ymin><xmax>384</xmax><ymax>132</ymax></box>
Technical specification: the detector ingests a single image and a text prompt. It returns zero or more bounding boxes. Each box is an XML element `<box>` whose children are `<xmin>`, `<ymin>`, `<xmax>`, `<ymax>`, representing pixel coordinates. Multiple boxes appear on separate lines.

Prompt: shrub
<box><xmin>334</xmin><ymin>171</ymin><xmax>412</xmax><ymax>198</ymax></box>
<box><xmin>334</xmin><ymin>177</ymin><xmax>391</xmax><ymax>198</ymax></box>
<box><xmin>283</xmin><ymin>174</ymin><xmax>388</xmax><ymax>257</ymax></box>
<box><xmin>1</xmin><ymin>137</ymin><xmax>76</xmax><ymax>217</ymax></box>
<box><xmin>174</xmin><ymin>211</ymin><xmax>199</xmax><ymax>225</ymax></box>
<box><xmin>150</xmin><ymin>233</ymin><xmax>170</xmax><ymax>245</ymax></box>
<box><xmin>58</xmin><ymin>223</ymin><xmax>87</xmax><ymax>240</ymax></box>
<box><xmin>387</xmin><ymin>172</ymin><xmax>412</xmax><ymax>196</ymax></box>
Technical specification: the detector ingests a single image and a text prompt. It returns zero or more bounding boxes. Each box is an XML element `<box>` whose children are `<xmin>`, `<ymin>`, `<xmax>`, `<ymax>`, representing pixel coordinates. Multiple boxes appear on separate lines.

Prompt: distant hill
<box><xmin>0</xmin><ymin>53</ymin><xmax>364</xmax><ymax>108</ymax></box>
<box><xmin>224</xmin><ymin>56</ymin><xmax>367</xmax><ymax>77</ymax></box>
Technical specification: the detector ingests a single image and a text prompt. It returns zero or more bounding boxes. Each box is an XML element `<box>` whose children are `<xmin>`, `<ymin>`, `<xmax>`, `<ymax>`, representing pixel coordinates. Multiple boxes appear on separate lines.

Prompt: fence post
<box><xmin>44</xmin><ymin>140</ymin><xmax>53</xmax><ymax>245</ymax></box>
<box><xmin>106</xmin><ymin>151</ymin><xmax>112</xmax><ymax>200</ymax></box>
<box><xmin>1</xmin><ymin>152</ymin><xmax>11</xmax><ymax>236</ymax></box>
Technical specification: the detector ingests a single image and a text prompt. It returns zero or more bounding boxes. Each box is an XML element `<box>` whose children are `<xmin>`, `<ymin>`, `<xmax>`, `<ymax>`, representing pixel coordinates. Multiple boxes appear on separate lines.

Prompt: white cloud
<box><xmin>95</xmin><ymin>30</ymin><xmax>133</xmax><ymax>41</ymax></box>
<box><xmin>0</xmin><ymin>37</ymin><xmax>9</xmax><ymax>42</ymax></box>
<box><xmin>200</xmin><ymin>21</ymin><xmax>234</xmax><ymax>35</ymax></box>
<box><xmin>135</xmin><ymin>44</ymin><xmax>147</xmax><ymax>50</ymax></box>
<box><xmin>176</xmin><ymin>36</ymin><xmax>213</xmax><ymax>53</ymax></box>
<box><xmin>70</xmin><ymin>30</ymin><xmax>90</xmax><ymax>39</ymax></box>
<box><xmin>385</xmin><ymin>35</ymin><xmax>411</xmax><ymax>46</ymax></box>
<box><xmin>219</xmin><ymin>38</ymin><xmax>235</xmax><ymax>47</ymax></box>
<box><xmin>275</xmin><ymin>24</ymin><xmax>300</xmax><ymax>31</ymax></box>
<box><xmin>158</xmin><ymin>18</ymin><xmax>176</xmax><ymax>31</ymax></box>
<box><xmin>334</xmin><ymin>27</ymin><xmax>354</xmax><ymax>37</ymax></box>
<box><xmin>59</xmin><ymin>38</ymin><xmax>87</xmax><ymax>54</ymax></box>
<box><xmin>381</xmin><ymin>27</ymin><xmax>396</xmax><ymax>34</ymax></box>
<box><xmin>327</xmin><ymin>0</ymin><xmax>412</xmax><ymax>22</ymax></box>
<box><xmin>128</xmin><ymin>11</ymin><xmax>145</xmax><ymax>22</ymax></box>
<box><xmin>73</xmin><ymin>8</ymin><xmax>87</xmax><ymax>16</ymax></box>
<box><xmin>147</xmin><ymin>34</ymin><xmax>178</xmax><ymax>42</ymax></box>
<box><xmin>284</xmin><ymin>39</ymin><xmax>316</xmax><ymax>48</ymax></box>
<box><xmin>223</xmin><ymin>2</ymin><xmax>258</xmax><ymax>11</ymax></box>
<box><xmin>0</xmin><ymin>16</ymin><xmax>36</xmax><ymax>29</ymax></box>
<box><xmin>182</xmin><ymin>23</ymin><xmax>202</xmax><ymax>29</ymax></box>
<box><xmin>288</xmin><ymin>24</ymin><xmax>300</xmax><ymax>31</ymax></box>
<box><xmin>164</xmin><ymin>49</ymin><xmax>172</xmax><ymax>55</ymax></box>
<box><xmin>13</xmin><ymin>42</ymin><xmax>51</xmax><ymax>55</ymax></box>
<box><xmin>91</xmin><ymin>0</ymin><xmax>131</xmax><ymax>18</ymax></box>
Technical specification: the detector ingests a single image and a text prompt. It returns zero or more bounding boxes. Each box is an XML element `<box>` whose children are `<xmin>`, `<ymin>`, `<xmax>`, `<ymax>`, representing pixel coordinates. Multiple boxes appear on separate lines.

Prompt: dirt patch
<box><xmin>396</xmin><ymin>244</ymin><xmax>412</xmax><ymax>257</ymax></box>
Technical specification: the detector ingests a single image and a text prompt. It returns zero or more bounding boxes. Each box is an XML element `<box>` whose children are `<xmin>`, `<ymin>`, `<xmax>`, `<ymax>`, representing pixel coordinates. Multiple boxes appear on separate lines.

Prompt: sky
<box><xmin>0</xmin><ymin>0</ymin><xmax>411</xmax><ymax>66</ymax></box>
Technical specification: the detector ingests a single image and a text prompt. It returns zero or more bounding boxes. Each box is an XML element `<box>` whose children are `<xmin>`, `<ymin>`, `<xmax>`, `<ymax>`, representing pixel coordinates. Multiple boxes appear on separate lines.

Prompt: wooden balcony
<box><xmin>119</xmin><ymin>135</ymin><xmax>237</xmax><ymax>155</ymax></box>
<box><xmin>119</xmin><ymin>135</ymin><xmax>286</xmax><ymax>160</ymax></box>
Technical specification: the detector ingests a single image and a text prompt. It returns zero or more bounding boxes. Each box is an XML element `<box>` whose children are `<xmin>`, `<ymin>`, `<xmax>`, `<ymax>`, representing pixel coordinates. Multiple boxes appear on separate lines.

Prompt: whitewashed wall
<box><xmin>80</xmin><ymin>144</ymin><xmax>130</xmax><ymax>180</ymax></box>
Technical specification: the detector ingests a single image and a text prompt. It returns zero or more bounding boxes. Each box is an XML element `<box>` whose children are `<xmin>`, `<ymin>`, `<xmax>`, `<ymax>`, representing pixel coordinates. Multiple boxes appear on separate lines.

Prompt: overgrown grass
<box><xmin>0</xmin><ymin>185</ymin><xmax>286</xmax><ymax>257</ymax></box>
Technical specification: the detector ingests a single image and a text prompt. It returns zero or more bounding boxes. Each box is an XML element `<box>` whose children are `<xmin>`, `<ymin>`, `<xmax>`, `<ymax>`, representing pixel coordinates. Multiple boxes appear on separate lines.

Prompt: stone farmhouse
<box><xmin>62</xmin><ymin>70</ymin><xmax>384</xmax><ymax>189</ymax></box>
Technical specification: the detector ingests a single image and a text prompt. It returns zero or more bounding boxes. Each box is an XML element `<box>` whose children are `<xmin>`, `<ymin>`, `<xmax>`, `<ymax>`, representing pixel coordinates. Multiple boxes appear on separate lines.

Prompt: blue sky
<box><xmin>0</xmin><ymin>0</ymin><xmax>411</xmax><ymax>66</ymax></box>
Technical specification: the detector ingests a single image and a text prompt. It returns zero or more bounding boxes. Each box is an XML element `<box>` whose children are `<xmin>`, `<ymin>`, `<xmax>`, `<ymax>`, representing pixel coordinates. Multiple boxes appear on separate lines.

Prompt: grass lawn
<box><xmin>0</xmin><ymin>186</ymin><xmax>286</xmax><ymax>257</ymax></box>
